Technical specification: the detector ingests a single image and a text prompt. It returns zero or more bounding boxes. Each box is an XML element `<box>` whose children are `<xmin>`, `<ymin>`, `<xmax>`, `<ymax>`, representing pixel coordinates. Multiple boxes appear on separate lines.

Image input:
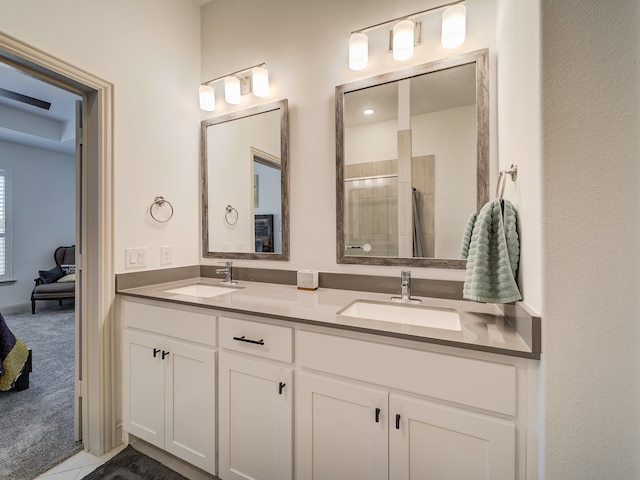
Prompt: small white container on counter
<box><xmin>297</xmin><ymin>270</ymin><xmax>318</xmax><ymax>291</ymax></box>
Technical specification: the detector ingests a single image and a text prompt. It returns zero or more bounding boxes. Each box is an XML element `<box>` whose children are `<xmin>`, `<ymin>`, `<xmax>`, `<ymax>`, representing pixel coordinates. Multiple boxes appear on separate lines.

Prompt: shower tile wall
<box><xmin>344</xmin><ymin>156</ymin><xmax>435</xmax><ymax>258</ymax></box>
<box><xmin>345</xmin><ymin>160</ymin><xmax>399</xmax><ymax>257</ymax></box>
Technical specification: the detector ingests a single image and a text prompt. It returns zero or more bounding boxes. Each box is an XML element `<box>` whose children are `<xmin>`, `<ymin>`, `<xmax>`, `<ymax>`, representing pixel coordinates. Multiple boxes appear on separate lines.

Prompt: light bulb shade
<box><xmin>224</xmin><ymin>76</ymin><xmax>241</xmax><ymax>104</ymax></box>
<box><xmin>199</xmin><ymin>84</ymin><xmax>215</xmax><ymax>111</ymax></box>
<box><xmin>349</xmin><ymin>33</ymin><xmax>368</xmax><ymax>71</ymax></box>
<box><xmin>252</xmin><ymin>66</ymin><xmax>269</xmax><ymax>97</ymax></box>
<box><xmin>393</xmin><ymin>19</ymin><xmax>415</xmax><ymax>61</ymax></box>
<box><xmin>442</xmin><ymin>5</ymin><xmax>466</xmax><ymax>49</ymax></box>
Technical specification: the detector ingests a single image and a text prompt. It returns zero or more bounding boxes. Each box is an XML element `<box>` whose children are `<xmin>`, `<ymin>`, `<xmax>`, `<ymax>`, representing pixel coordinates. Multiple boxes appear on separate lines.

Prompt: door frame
<box><xmin>0</xmin><ymin>32</ymin><xmax>116</xmax><ymax>455</ymax></box>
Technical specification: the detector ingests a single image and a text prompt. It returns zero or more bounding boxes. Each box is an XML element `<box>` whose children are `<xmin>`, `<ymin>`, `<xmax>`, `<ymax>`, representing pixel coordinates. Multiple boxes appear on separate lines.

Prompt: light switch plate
<box><xmin>125</xmin><ymin>247</ymin><xmax>147</xmax><ymax>269</ymax></box>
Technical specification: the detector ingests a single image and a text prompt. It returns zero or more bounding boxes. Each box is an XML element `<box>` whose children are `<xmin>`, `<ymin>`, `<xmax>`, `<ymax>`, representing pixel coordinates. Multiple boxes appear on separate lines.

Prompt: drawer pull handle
<box><xmin>233</xmin><ymin>335</ymin><xmax>265</xmax><ymax>346</ymax></box>
<box><xmin>395</xmin><ymin>414</ymin><xmax>401</xmax><ymax>430</ymax></box>
<box><xmin>375</xmin><ymin>408</ymin><xmax>381</xmax><ymax>423</ymax></box>
<box><xmin>153</xmin><ymin>348</ymin><xmax>161</xmax><ymax>358</ymax></box>
<box><xmin>162</xmin><ymin>350</ymin><xmax>170</xmax><ymax>360</ymax></box>
<box><xmin>279</xmin><ymin>382</ymin><xmax>286</xmax><ymax>395</ymax></box>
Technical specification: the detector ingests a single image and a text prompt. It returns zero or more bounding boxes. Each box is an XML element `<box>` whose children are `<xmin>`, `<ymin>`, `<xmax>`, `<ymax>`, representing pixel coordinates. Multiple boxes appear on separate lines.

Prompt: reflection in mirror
<box><xmin>202</xmin><ymin>100</ymin><xmax>289</xmax><ymax>260</ymax></box>
<box><xmin>336</xmin><ymin>49</ymin><xmax>489</xmax><ymax>268</ymax></box>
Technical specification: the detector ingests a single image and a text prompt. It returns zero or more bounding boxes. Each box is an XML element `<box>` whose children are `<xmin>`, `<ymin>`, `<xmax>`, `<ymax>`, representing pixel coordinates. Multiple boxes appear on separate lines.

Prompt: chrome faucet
<box><xmin>216</xmin><ymin>261</ymin><xmax>237</xmax><ymax>285</ymax></box>
<box><xmin>391</xmin><ymin>269</ymin><xmax>422</xmax><ymax>303</ymax></box>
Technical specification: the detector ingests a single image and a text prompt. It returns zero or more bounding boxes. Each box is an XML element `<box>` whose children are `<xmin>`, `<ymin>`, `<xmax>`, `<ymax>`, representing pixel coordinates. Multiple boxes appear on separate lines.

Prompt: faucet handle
<box><xmin>218</xmin><ymin>260</ymin><xmax>232</xmax><ymax>268</ymax></box>
<box><xmin>401</xmin><ymin>269</ymin><xmax>411</xmax><ymax>280</ymax></box>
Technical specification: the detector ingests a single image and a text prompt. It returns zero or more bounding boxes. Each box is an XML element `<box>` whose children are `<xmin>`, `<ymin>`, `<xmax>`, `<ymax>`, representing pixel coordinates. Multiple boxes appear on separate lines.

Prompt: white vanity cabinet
<box><xmin>388</xmin><ymin>393</ymin><xmax>515</xmax><ymax>479</ymax></box>
<box><xmin>121</xmin><ymin>298</ymin><xmax>217</xmax><ymax>475</ymax></box>
<box><xmin>296</xmin><ymin>372</ymin><xmax>389</xmax><ymax>480</ymax></box>
<box><xmin>217</xmin><ymin>316</ymin><xmax>293</xmax><ymax>480</ymax></box>
<box><xmin>119</xmin><ymin>292</ymin><xmax>536</xmax><ymax>479</ymax></box>
<box><xmin>296</xmin><ymin>330</ymin><xmax>522</xmax><ymax>480</ymax></box>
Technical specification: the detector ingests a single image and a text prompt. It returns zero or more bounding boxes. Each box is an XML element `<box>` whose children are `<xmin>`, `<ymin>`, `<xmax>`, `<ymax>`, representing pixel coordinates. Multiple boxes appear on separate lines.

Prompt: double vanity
<box><xmin>118</xmin><ymin>272</ymin><xmax>539</xmax><ymax>480</ymax></box>
<box><xmin>119</xmin><ymin>46</ymin><xmax>539</xmax><ymax>479</ymax></box>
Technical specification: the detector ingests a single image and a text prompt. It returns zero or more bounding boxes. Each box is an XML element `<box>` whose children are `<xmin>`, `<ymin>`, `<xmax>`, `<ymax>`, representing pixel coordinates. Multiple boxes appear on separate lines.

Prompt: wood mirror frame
<box><xmin>201</xmin><ymin>99</ymin><xmax>289</xmax><ymax>260</ymax></box>
<box><xmin>336</xmin><ymin>49</ymin><xmax>489</xmax><ymax>268</ymax></box>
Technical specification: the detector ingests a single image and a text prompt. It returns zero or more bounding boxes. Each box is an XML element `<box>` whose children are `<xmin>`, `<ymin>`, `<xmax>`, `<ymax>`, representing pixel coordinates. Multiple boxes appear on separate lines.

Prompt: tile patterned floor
<box><xmin>34</xmin><ymin>441</ymin><xmax>216</xmax><ymax>480</ymax></box>
<box><xmin>35</xmin><ymin>445</ymin><xmax>126</xmax><ymax>480</ymax></box>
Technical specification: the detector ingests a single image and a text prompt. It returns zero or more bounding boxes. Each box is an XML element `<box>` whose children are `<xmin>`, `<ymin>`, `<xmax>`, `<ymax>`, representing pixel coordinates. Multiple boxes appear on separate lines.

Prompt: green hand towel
<box><xmin>463</xmin><ymin>199</ymin><xmax>522</xmax><ymax>304</ymax></box>
<box><xmin>460</xmin><ymin>211</ymin><xmax>477</xmax><ymax>260</ymax></box>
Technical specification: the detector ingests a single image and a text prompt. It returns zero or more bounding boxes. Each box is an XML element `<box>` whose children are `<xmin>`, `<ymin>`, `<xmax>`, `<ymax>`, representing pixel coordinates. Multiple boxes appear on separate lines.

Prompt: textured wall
<box><xmin>541</xmin><ymin>0</ymin><xmax>640</xmax><ymax>477</ymax></box>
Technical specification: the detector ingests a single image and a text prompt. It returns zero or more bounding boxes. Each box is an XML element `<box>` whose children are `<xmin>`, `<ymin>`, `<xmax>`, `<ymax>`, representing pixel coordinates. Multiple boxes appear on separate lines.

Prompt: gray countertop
<box><xmin>117</xmin><ymin>277</ymin><xmax>539</xmax><ymax>359</ymax></box>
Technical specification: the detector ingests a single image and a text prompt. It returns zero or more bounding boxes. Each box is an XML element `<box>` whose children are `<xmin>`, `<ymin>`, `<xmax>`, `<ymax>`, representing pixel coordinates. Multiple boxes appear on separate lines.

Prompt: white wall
<box><xmin>0</xmin><ymin>0</ymin><xmax>203</xmax><ymax>274</ymax></box>
<box><xmin>496</xmin><ymin>0</ymin><xmax>542</xmax><ymax>311</ymax></box>
<box><xmin>540</xmin><ymin>0</ymin><xmax>640</xmax><ymax>477</ymax></box>
<box><xmin>0</xmin><ymin>140</ymin><xmax>75</xmax><ymax>310</ymax></box>
<box><xmin>200</xmin><ymin>0</ymin><xmax>497</xmax><ymax>281</ymax></box>
<box><xmin>412</xmin><ymin>106</ymin><xmax>476</xmax><ymax>258</ymax></box>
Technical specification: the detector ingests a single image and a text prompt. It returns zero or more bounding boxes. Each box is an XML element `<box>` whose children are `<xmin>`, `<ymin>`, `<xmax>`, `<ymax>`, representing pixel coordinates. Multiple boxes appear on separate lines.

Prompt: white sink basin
<box><xmin>164</xmin><ymin>284</ymin><xmax>239</xmax><ymax>298</ymax></box>
<box><xmin>338</xmin><ymin>300</ymin><xmax>462</xmax><ymax>331</ymax></box>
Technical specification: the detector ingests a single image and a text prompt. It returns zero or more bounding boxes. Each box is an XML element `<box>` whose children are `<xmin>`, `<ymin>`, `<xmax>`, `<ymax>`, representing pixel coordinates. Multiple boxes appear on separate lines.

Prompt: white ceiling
<box><xmin>0</xmin><ymin>59</ymin><xmax>82</xmax><ymax>156</ymax></box>
<box><xmin>344</xmin><ymin>63</ymin><xmax>476</xmax><ymax>127</ymax></box>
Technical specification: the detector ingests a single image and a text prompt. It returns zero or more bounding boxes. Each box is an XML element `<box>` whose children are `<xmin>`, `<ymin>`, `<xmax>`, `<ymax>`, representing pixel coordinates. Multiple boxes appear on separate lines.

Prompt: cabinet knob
<box><xmin>162</xmin><ymin>350</ymin><xmax>170</xmax><ymax>360</ymax></box>
<box><xmin>375</xmin><ymin>408</ymin><xmax>381</xmax><ymax>423</ymax></box>
<box><xmin>153</xmin><ymin>348</ymin><xmax>161</xmax><ymax>358</ymax></box>
<box><xmin>395</xmin><ymin>414</ymin><xmax>401</xmax><ymax>430</ymax></box>
<box><xmin>278</xmin><ymin>382</ymin><xmax>286</xmax><ymax>395</ymax></box>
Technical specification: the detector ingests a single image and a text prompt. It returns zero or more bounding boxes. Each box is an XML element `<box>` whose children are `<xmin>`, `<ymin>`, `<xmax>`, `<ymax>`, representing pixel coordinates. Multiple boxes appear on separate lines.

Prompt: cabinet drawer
<box><xmin>298</xmin><ymin>331</ymin><xmax>516</xmax><ymax>416</ymax></box>
<box><xmin>121</xmin><ymin>298</ymin><xmax>216</xmax><ymax>346</ymax></box>
<box><xmin>219</xmin><ymin>316</ymin><xmax>293</xmax><ymax>363</ymax></box>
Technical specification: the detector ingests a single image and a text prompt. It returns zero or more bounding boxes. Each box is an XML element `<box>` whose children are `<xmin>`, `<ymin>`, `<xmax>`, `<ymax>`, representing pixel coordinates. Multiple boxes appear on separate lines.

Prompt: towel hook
<box><xmin>496</xmin><ymin>163</ymin><xmax>517</xmax><ymax>199</ymax></box>
<box><xmin>150</xmin><ymin>196</ymin><xmax>174</xmax><ymax>223</ymax></box>
<box><xmin>224</xmin><ymin>205</ymin><xmax>239</xmax><ymax>225</ymax></box>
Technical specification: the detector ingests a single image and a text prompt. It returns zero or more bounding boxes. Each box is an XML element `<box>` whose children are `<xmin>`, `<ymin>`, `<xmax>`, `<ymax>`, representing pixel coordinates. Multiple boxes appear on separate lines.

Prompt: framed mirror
<box><xmin>202</xmin><ymin>99</ymin><xmax>289</xmax><ymax>260</ymax></box>
<box><xmin>336</xmin><ymin>49</ymin><xmax>489</xmax><ymax>268</ymax></box>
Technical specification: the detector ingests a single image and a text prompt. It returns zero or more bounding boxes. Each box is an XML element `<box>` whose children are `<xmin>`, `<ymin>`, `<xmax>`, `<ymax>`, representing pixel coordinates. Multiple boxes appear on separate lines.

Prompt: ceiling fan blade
<box><xmin>0</xmin><ymin>87</ymin><xmax>51</xmax><ymax>110</ymax></box>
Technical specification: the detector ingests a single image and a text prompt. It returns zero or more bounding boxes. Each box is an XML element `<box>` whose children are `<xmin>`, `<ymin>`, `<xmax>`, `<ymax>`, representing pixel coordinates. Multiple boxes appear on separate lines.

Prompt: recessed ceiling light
<box><xmin>363</xmin><ymin>108</ymin><xmax>374</xmax><ymax>115</ymax></box>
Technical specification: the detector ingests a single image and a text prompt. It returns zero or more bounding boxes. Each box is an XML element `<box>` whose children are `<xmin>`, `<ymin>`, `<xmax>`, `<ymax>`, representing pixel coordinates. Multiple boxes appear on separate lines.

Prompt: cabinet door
<box><xmin>219</xmin><ymin>354</ymin><xmax>292</xmax><ymax>480</ymax></box>
<box><xmin>123</xmin><ymin>330</ymin><xmax>165</xmax><ymax>448</ymax></box>
<box><xmin>164</xmin><ymin>339</ymin><xmax>217</xmax><ymax>475</ymax></box>
<box><xmin>296</xmin><ymin>372</ymin><xmax>388</xmax><ymax>480</ymax></box>
<box><xmin>389</xmin><ymin>393</ymin><xmax>515</xmax><ymax>480</ymax></box>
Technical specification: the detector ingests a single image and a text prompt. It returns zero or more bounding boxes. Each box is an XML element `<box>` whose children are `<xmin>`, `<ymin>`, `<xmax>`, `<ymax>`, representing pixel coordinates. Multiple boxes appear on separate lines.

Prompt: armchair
<box><xmin>31</xmin><ymin>245</ymin><xmax>76</xmax><ymax>314</ymax></box>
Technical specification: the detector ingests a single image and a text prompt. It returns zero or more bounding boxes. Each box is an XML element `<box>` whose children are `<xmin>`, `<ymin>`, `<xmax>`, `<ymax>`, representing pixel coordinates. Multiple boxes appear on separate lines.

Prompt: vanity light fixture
<box><xmin>224</xmin><ymin>76</ymin><xmax>241</xmax><ymax>104</ymax></box>
<box><xmin>348</xmin><ymin>32</ymin><xmax>369</xmax><ymax>71</ymax></box>
<box><xmin>251</xmin><ymin>66</ymin><xmax>270</xmax><ymax>97</ymax></box>
<box><xmin>348</xmin><ymin>0</ymin><xmax>466</xmax><ymax>71</ymax></box>
<box><xmin>442</xmin><ymin>4</ymin><xmax>466</xmax><ymax>49</ymax></box>
<box><xmin>392</xmin><ymin>19</ymin><xmax>415</xmax><ymax>61</ymax></box>
<box><xmin>199</xmin><ymin>84</ymin><xmax>215</xmax><ymax>111</ymax></box>
<box><xmin>199</xmin><ymin>63</ymin><xmax>269</xmax><ymax>111</ymax></box>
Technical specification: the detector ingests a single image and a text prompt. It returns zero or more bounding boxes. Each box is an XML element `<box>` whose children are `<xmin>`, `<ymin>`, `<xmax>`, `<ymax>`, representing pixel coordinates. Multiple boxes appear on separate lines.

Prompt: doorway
<box><xmin>0</xmin><ymin>33</ymin><xmax>116</xmax><ymax>458</ymax></box>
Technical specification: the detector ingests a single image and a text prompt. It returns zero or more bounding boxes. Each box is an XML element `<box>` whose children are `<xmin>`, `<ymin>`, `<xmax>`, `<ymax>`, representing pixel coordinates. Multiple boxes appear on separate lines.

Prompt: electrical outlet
<box><xmin>161</xmin><ymin>246</ymin><xmax>173</xmax><ymax>265</ymax></box>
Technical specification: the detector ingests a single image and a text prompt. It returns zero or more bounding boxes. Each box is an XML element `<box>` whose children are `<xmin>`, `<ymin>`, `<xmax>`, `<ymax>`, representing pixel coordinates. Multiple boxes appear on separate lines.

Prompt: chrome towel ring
<box><xmin>150</xmin><ymin>196</ymin><xmax>174</xmax><ymax>223</ymax></box>
<box><xmin>225</xmin><ymin>205</ymin><xmax>239</xmax><ymax>225</ymax></box>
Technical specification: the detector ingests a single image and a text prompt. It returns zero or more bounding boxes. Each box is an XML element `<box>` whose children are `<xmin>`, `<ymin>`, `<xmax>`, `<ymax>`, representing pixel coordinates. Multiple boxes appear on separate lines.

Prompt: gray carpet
<box><xmin>0</xmin><ymin>304</ymin><xmax>82</xmax><ymax>480</ymax></box>
<box><xmin>81</xmin><ymin>446</ymin><xmax>190</xmax><ymax>480</ymax></box>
